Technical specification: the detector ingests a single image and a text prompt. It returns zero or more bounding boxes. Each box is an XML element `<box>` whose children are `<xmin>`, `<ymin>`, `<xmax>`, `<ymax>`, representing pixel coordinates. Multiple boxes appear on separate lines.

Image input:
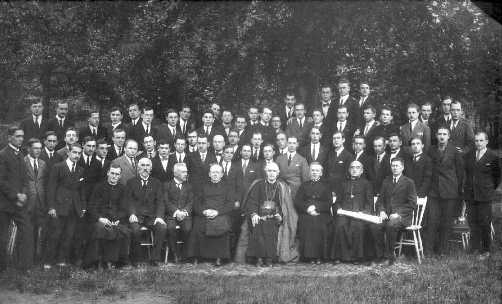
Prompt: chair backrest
<box><xmin>414</xmin><ymin>197</ymin><xmax>427</xmax><ymax>226</ymax></box>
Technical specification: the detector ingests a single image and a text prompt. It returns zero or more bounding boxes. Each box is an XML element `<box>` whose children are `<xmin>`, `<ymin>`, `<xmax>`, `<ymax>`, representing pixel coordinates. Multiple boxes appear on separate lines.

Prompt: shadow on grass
<box><xmin>0</xmin><ymin>250</ymin><xmax>500</xmax><ymax>304</ymax></box>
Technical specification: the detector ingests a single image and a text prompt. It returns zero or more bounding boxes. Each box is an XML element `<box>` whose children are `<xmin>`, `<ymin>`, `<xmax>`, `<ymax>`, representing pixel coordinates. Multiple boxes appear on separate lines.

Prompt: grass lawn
<box><xmin>0</xmin><ymin>248</ymin><xmax>500</xmax><ymax>304</ymax></box>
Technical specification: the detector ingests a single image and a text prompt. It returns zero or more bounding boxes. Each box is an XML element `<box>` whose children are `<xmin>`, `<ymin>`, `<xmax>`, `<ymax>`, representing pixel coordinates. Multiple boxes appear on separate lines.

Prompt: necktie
<box><xmin>393</xmin><ymin>177</ymin><xmax>397</xmax><ymax>184</ymax></box>
<box><xmin>58</xmin><ymin>119</ymin><xmax>62</xmax><ymax>128</ymax></box>
<box><xmin>130</xmin><ymin>157</ymin><xmax>136</xmax><ymax>169</ymax></box>
<box><xmin>414</xmin><ymin>155</ymin><xmax>419</xmax><ymax>162</ymax></box>
<box><xmin>182</xmin><ymin>122</ymin><xmax>186</xmax><ymax>134</ymax></box>
<box><xmin>148</xmin><ymin>152</ymin><xmax>152</xmax><ymax>159</ymax></box>
<box><xmin>201</xmin><ymin>153</ymin><xmax>206</xmax><ymax>162</ymax></box>
<box><xmin>242</xmin><ymin>160</ymin><xmax>247</xmax><ymax>174</ymax></box>
<box><xmin>146</xmin><ymin>125</ymin><xmax>150</xmax><ymax>134</ymax></box>
<box><xmin>364</xmin><ymin>125</ymin><xmax>369</xmax><ymax>136</ymax></box>
<box><xmin>178</xmin><ymin>154</ymin><xmax>182</xmax><ymax>163</ymax></box>
<box><xmin>299</xmin><ymin>119</ymin><xmax>303</xmax><ymax>129</ymax></box>
<box><xmin>92</xmin><ymin>127</ymin><xmax>96</xmax><ymax>136</ymax></box>
<box><xmin>410</xmin><ymin>123</ymin><xmax>413</xmax><ymax>134</ymax></box>
<box><xmin>86</xmin><ymin>156</ymin><xmax>90</xmax><ymax>167</ymax></box>
<box><xmin>142</xmin><ymin>180</ymin><xmax>147</xmax><ymax>188</ymax></box>
<box><xmin>338</xmin><ymin>122</ymin><xmax>342</xmax><ymax>131</ymax></box>
<box><xmin>177</xmin><ymin>183</ymin><xmax>182</xmax><ymax>190</ymax></box>
<box><xmin>33</xmin><ymin>160</ymin><xmax>38</xmax><ymax>177</ymax></box>
<box><xmin>224</xmin><ymin>162</ymin><xmax>228</xmax><ymax>175</ymax></box>
<box><xmin>118</xmin><ymin>147</ymin><xmax>122</xmax><ymax>155</ymax></box>
<box><xmin>171</xmin><ymin>127</ymin><xmax>176</xmax><ymax>136</ymax></box>
<box><xmin>49</xmin><ymin>152</ymin><xmax>53</xmax><ymax>159</ymax></box>
<box><xmin>476</xmin><ymin>151</ymin><xmax>480</xmax><ymax>161</ymax></box>
<box><xmin>311</xmin><ymin>144</ymin><xmax>316</xmax><ymax>160</ymax></box>
<box><xmin>71</xmin><ymin>163</ymin><xmax>76</xmax><ymax>173</ymax></box>
<box><xmin>254</xmin><ymin>149</ymin><xmax>258</xmax><ymax>160</ymax></box>
<box><xmin>288</xmin><ymin>154</ymin><xmax>292</xmax><ymax>166</ymax></box>
<box><xmin>377</xmin><ymin>154</ymin><xmax>382</xmax><ymax>163</ymax></box>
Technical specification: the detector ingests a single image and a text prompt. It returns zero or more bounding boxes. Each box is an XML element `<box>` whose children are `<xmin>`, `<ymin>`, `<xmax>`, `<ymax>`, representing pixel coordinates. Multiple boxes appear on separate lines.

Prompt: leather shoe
<box><xmin>215</xmin><ymin>258</ymin><xmax>222</xmax><ymax>267</ymax></box>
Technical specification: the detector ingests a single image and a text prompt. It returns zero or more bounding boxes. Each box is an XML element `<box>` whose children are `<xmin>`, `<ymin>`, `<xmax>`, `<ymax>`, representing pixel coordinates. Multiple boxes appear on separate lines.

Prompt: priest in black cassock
<box><xmin>186</xmin><ymin>163</ymin><xmax>233</xmax><ymax>266</ymax></box>
<box><xmin>294</xmin><ymin>162</ymin><xmax>333</xmax><ymax>264</ymax></box>
<box><xmin>331</xmin><ymin>160</ymin><xmax>374</xmax><ymax>264</ymax></box>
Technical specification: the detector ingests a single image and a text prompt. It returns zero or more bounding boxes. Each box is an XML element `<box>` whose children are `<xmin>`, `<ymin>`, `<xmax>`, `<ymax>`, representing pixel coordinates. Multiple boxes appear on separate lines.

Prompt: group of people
<box><xmin>0</xmin><ymin>79</ymin><xmax>500</xmax><ymax>272</ymax></box>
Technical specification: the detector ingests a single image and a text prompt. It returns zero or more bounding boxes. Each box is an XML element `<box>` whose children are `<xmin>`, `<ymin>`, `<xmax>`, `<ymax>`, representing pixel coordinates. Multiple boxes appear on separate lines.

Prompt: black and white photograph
<box><xmin>0</xmin><ymin>1</ymin><xmax>501</xmax><ymax>303</ymax></box>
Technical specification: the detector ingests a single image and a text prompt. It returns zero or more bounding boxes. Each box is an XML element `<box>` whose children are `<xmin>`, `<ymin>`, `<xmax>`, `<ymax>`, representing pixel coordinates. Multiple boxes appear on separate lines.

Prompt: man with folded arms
<box><xmin>376</xmin><ymin>157</ymin><xmax>417</xmax><ymax>265</ymax></box>
<box><xmin>125</xmin><ymin>157</ymin><xmax>167</xmax><ymax>266</ymax></box>
<box><xmin>164</xmin><ymin>163</ymin><xmax>193</xmax><ymax>263</ymax></box>
<box><xmin>85</xmin><ymin>165</ymin><xmax>131</xmax><ymax>269</ymax></box>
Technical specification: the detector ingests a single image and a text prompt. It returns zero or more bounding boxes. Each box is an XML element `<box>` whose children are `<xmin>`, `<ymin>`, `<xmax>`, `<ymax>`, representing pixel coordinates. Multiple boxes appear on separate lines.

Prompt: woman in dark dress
<box><xmin>246</xmin><ymin>162</ymin><xmax>283</xmax><ymax>266</ymax></box>
<box><xmin>186</xmin><ymin>163</ymin><xmax>233</xmax><ymax>266</ymax></box>
<box><xmin>294</xmin><ymin>162</ymin><xmax>333</xmax><ymax>264</ymax></box>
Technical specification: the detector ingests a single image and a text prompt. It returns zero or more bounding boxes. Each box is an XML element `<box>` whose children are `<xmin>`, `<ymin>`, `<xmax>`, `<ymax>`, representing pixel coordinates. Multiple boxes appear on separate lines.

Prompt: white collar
<box><xmin>33</xmin><ymin>115</ymin><xmax>41</xmax><ymax>122</ymax></box>
<box><xmin>45</xmin><ymin>147</ymin><xmax>54</xmax><ymax>155</ymax></box>
<box><xmin>288</xmin><ymin>151</ymin><xmax>296</xmax><ymax>158</ymax></box>
<box><xmin>66</xmin><ymin>158</ymin><xmax>75</xmax><ymax>170</ymax></box>
<box><xmin>356</xmin><ymin>150</ymin><xmax>364</xmax><ymax>159</ymax></box>
<box><xmin>391</xmin><ymin>148</ymin><xmax>400</xmax><ymax>156</ymax></box>
<box><xmin>8</xmin><ymin>144</ymin><xmax>20</xmax><ymax>153</ymax></box>
<box><xmin>335</xmin><ymin>147</ymin><xmax>344</xmax><ymax>155</ymax></box>
<box><xmin>142</xmin><ymin>121</ymin><xmax>151</xmax><ymax>129</ymax></box>
<box><xmin>28</xmin><ymin>155</ymin><xmax>37</xmax><ymax>164</ymax></box>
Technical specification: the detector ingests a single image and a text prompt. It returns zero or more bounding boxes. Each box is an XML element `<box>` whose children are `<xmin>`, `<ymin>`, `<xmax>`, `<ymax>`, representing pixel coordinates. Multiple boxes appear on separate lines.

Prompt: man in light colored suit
<box><xmin>276</xmin><ymin>136</ymin><xmax>310</xmax><ymax>199</ymax></box>
<box><xmin>24</xmin><ymin>138</ymin><xmax>48</xmax><ymax>263</ymax></box>
<box><xmin>286</xmin><ymin>103</ymin><xmax>313</xmax><ymax>147</ymax></box>
<box><xmin>400</xmin><ymin>103</ymin><xmax>431</xmax><ymax>152</ymax></box>
<box><xmin>111</xmin><ymin>139</ymin><xmax>138</xmax><ymax>185</ymax></box>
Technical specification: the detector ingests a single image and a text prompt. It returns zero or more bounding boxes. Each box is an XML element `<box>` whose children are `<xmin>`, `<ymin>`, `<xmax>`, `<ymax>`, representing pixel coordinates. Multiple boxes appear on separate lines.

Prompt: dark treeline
<box><xmin>0</xmin><ymin>1</ymin><xmax>501</xmax><ymax>144</ymax></box>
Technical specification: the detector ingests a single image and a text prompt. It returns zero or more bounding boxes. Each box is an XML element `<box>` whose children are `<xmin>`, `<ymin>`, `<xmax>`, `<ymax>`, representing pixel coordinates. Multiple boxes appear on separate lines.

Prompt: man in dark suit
<box><xmin>319</xmin><ymin>85</ymin><xmax>337</xmax><ymax>128</ymax></box>
<box><xmin>125</xmin><ymin>157</ymin><xmax>167</xmax><ymax>266</ymax></box>
<box><xmin>47</xmin><ymin>100</ymin><xmax>74</xmax><ymax>150</ymax></box>
<box><xmin>435</xmin><ymin>96</ymin><xmax>452</xmax><ymax>129</ymax></box>
<box><xmin>353</xmin><ymin>82</ymin><xmax>378</xmax><ymax>128</ymax></box>
<box><xmin>326</xmin><ymin>131</ymin><xmax>354</xmax><ymax>191</ymax></box>
<box><xmin>56</xmin><ymin>127</ymin><xmax>79</xmax><ymax>160</ymax></box>
<box><xmin>196</xmin><ymin>111</ymin><xmax>226</xmax><ymax>145</ymax></box>
<box><xmin>249</xmin><ymin>132</ymin><xmax>264</xmax><ymax>163</ymax></box>
<box><xmin>298</xmin><ymin>126</ymin><xmax>328</xmax><ymax>166</ymax></box>
<box><xmin>275</xmin><ymin>132</ymin><xmax>289</xmax><ymax>156</ymax></box>
<box><xmin>335</xmin><ymin>78</ymin><xmax>357</xmax><ymax>125</ymax></box>
<box><xmin>24</xmin><ymin>138</ymin><xmax>49</xmax><ymax>263</ymax></box>
<box><xmin>420</xmin><ymin>102</ymin><xmax>437</xmax><ymax>147</ymax></box>
<box><xmin>332</xmin><ymin>105</ymin><xmax>356</xmax><ymax>151</ymax></box>
<box><xmin>373</xmin><ymin>106</ymin><xmax>400</xmax><ymax>142</ymax></box>
<box><xmin>387</xmin><ymin>133</ymin><xmax>412</xmax><ymax>175</ymax></box>
<box><xmin>302</xmin><ymin>108</ymin><xmax>331</xmax><ymax>148</ymax></box>
<box><xmin>237</xmin><ymin>144</ymin><xmax>262</xmax><ymax>198</ymax></box>
<box><xmin>253</xmin><ymin>107</ymin><xmax>275</xmax><ymax>145</ymax></box>
<box><xmin>464</xmin><ymin>132</ymin><xmax>501</xmax><ymax>259</ymax></box>
<box><xmin>449</xmin><ymin>101</ymin><xmax>475</xmax><ymax>154</ymax></box>
<box><xmin>151</xmin><ymin>139</ymin><xmax>173</xmax><ymax>182</ymax></box>
<box><xmin>40</xmin><ymin>131</ymin><xmax>64</xmax><ymax>172</ymax></box>
<box><xmin>355</xmin><ymin>105</ymin><xmax>379</xmax><ymax>155</ymax></box>
<box><xmin>107</xmin><ymin>128</ymin><xmax>126</xmax><ymax>161</ymax></box>
<box><xmin>234</xmin><ymin>115</ymin><xmax>249</xmax><ymax>145</ymax></box>
<box><xmin>104</xmin><ymin>107</ymin><xmax>125</xmax><ymax>144</ymax></box>
<box><xmin>371</xmin><ymin>137</ymin><xmax>391</xmax><ymax>196</ymax></box>
<box><xmin>408</xmin><ymin>137</ymin><xmax>432</xmax><ymax>198</ymax></box>
<box><xmin>137</xmin><ymin>135</ymin><xmax>157</xmax><ymax>160</ymax></box>
<box><xmin>94</xmin><ymin>139</ymin><xmax>111</xmax><ymax>182</ymax></box>
<box><xmin>157</xmin><ymin>108</ymin><xmax>181</xmax><ymax>148</ymax></box>
<box><xmin>20</xmin><ymin>96</ymin><xmax>48</xmax><ymax>144</ymax></box>
<box><xmin>0</xmin><ymin>127</ymin><xmax>32</xmax><ymax>271</ymax></box>
<box><xmin>227</xmin><ymin>129</ymin><xmax>241</xmax><ymax>162</ymax></box>
<box><xmin>285</xmin><ymin>103</ymin><xmax>313</xmax><ymax>146</ymax></box>
<box><xmin>352</xmin><ymin>135</ymin><xmax>374</xmax><ymax>182</ymax></box>
<box><xmin>168</xmin><ymin>137</ymin><xmax>188</xmax><ymax>174</ymax></box>
<box><xmin>79</xmin><ymin>110</ymin><xmax>108</xmax><ymax>143</ymax></box>
<box><xmin>178</xmin><ymin>105</ymin><xmax>196</xmax><ymax>137</ymax></box>
<box><xmin>164</xmin><ymin>162</ymin><xmax>193</xmax><ymax>262</ymax></box>
<box><xmin>186</xmin><ymin>129</ymin><xmax>198</xmax><ymax>154</ymax></box>
<box><xmin>46</xmin><ymin>143</ymin><xmax>85</xmax><ymax>267</ymax></box>
<box><xmin>221</xmin><ymin>110</ymin><xmax>233</xmax><ymax>138</ymax></box>
<box><xmin>278</xmin><ymin>92</ymin><xmax>296</xmax><ymax>130</ymax></box>
<box><xmin>126</xmin><ymin>102</ymin><xmax>142</xmax><ymax>130</ymax></box>
<box><xmin>127</xmin><ymin>106</ymin><xmax>158</xmax><ymax>145</ymax></box>
<box><xmin>188</xmin><ymin>135</ymin><xmax>215</xmax><ymax>192</ymax></box>
<box><xmin>376</xmin><ymin>157</ymin><xmax>417</xmax><ymax>265</ymax></box>
<box><xmin>426</xmin><ymin>127</ymin><xmax>464</xmax><ymax>255</ymax></box>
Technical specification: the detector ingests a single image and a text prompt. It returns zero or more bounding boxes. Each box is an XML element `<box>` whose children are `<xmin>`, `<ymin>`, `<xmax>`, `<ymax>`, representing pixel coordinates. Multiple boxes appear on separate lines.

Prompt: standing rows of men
<box><xmin>0</xmin><ymin>82</ymin><xmax>499</xmax><ymax>271</ymax></box>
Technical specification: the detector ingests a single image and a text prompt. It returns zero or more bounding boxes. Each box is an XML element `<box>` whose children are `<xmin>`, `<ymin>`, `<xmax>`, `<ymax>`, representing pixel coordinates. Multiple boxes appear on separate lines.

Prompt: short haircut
<box><xmin>360</xmin><ymin>80</ymin><xmax>370</xmax><ymax>86</ymax></box>
<box><xmin>202</xmin><ymin>110</ymin><xmax>214</xmax><ymax>117</ymax></box>
<box><xmin>173</xmin><ymin>162</ymin><xmax>187</xmax><ymax>174</ymax></box>
<box><xmin>44</xmin><ymin>131</ymin><xmax>57</xmax><ymax>140</ymax></box>
<box><xmin>209</xmin><ymin>163</ymin><xmax>223</xmax><ymax>172</ymax></box>
<box><xmin>83</xmin><ymin>136</ymin><xmax>96</xmax><ymax>144</ymax></box>
<box><xmin>142</xmin><ymin>106</ymin><xmax>154</xmax><ymax>113</ymax></box>
<box><xmin>261</xmin><ymin>107</ymin><xmax>272</xmax><ymax>114</ymax></box>
<box><xmin>337</xmin><ymin>105</ymin><xmax>348</xmax><ymax>112</ymax></box>
<box><xmin>338</xmin><ymin>78</ymin><xmax>350</xmax><ymax>86</ymax></box>
<box><xmin>264</xmin><ymin>161</ymin><xmax>279</xmax><ymax>171</ymax></box>
<box><xmin>157</xmin><ymin>139</ymin><xmax>170</xmax><ymax>147</ymax></box>
<box><xmin>113</xmin><ymin>128</ymin><xmax>126</xmax><ymax>136</ymax></box>
<box><xmin>474</xmin><ymin>131</ymin><xmax>488</xmax><ymax>140</ymax></box>
<box><xmin>235</xmin><ymin>114</ymin><xmax>247</xmax><ymax>121</ymax></box>
<box><xmin>407</xmin><ymin>103</ymin><xmax>420</xmax><ymax>112</ymax></box>
<box><xmin>380</xmin><ymin>106</ymin><xmax>393</xmax><ymax>115</ymax></box>
<box><xmin>451</xmin><ymin>100</ymin><xmax>462</xmax><ymax>108</ymax></box>
<box><xmin>96</xmin><ymin>138</ymin><xmax>108</xmax><ymax>147</ymax></box>
<box><xmin>241</xmin><ymin>144</ymin><xmax>252</xmax><ymax>150</ymax></box>
<box><xmin>110</xmin><ymin>106</ymin><xmax>123</xmax><ymax>114</ymax></box>
<box><xmin>180</xmin><ymin>104</ymin><xmax>191</xmax><ymax>111</ymax></box>
<box><xmin>311</xmin><ymin>108</ymin><xmax>323</xmax><ymax>115</ymax></box>
<box><xmin>363</xmin><ymin>105</ymin><xmax>376</xmax><ymax>114</ymax></box>
<box><xmin>251</xmin><ymin>132</ymin><xmax>263</xmax><ymax>139</ymax></box>
<box><xmin>248</xmin><ymin>106</ymin><xmax>259</xmax><ymax>113</ymax></box>
<box><xmin>8</xmin><ymin>126</ymin><xmax>22</xmax><ymax>136</ymax></box>
<box><xmin>197</xmin><ymin>135</ymin><xmax>208</xmax><ymax>142</ymax></box>
<box><xmin>69</xmin><ymin>143</ymin><xmax>82</xmax><ymax>151</ymax></box>
<box><xmin>65</xmin><ymin>127</ymin><xmax>78</xmax><ymax>136</ymax></box>
<box><xmin>128</xmin><ymin>102</ymin><xmax>140</xmax><ymax>109</ymax></box>
<box><xmin>228</xmin><ymin>129</ymin><xmax>239</xmax><ymax>136</ymax></box>
<box><xmin>125</xmin><ymin>139</ymin><xmax>138</xmax><ymax>147</ymax></box>
<box><xmin>27</xmin><ymin>138</ymin><xmax>41</xmax><ymax>147</ymax></box>
<box><xmin>88</xmin><ymin>109</ymin><xmax>100</xmax><ymax>117</ymax></box>
<box><xmin>187</xmin><ymin>129</ymin><xmax>198</xmax><ymax>136</ymax></box>
<box><xmin>295</xmin><ymin>102</ymin><xmax>305</xmax><ymax>109</ymax></box>
<box><xmin>352</xmin><ymin>135</ymin><xmax>365</xmax><ymax>144</ymax></box>
<box><xmin>441</xmin><ymin>95</ymin><xmax>452</xmax><ymax>102</ymax></box>
<box><xmin>310</xmin><ymin>126</ymin><xmax>322</xmax><ymax>135</ymax></box>
<box><xmin>26</xmin><ymin>95</ymin><xmax>42</xmax><ymax>105</ymax></box>
<box><xmin>436</xmin><ymin>126</ymin><xmax>450</xmax><ymax>135</ymax></box>
<box><xmin>390</xmin><ymin>157</ymin><xmax>405</xmax><ymax>166</ymax></box>
<box><xmin>223</xmin><ymin>145</ymin><xmax>234</xmax><ymax>152</ymax></box>
<box><xmin>410</xmin><ymin>137</ymin><xmax>423</xmax><ymax>144</ymax></box>
<box><xmin>263</xmin><ymin>143</ymin><xmax>275</xmax><ymax>151</ymax></box>
<box><xmin>164</xmin><ymin>108</ymin><xmax>178</xmax><ymax>117</ymax></box>
<box><xmin>421</xmin><ymin>102</ymin><xmax>433</xmax><ymax>108</ymax></box>
<box><xmin>310</xmin><ymin>161</ymin><xmax>323</xmax><ymax>171</ymax></box>
<box><xmin>175</xmin><ymin>137</ymin><xmax>186</xmax><ymax>144</ymax></box>
<box><xmin>143</xmin><ymin>135</ymin><xmax>155</xmax><ymax>143</ymax></box>
<box><xmin>388</xmin><ymin>133</ymin><xmax>402</xmax><ymax>141</ymax></box>
<box><xmin>332</xmin><ymin>131</ymin><xmax>345</xmax><ymax>139</ymax></box>
<box><xmin>109</xmin><ymin>163</ymin><xmax>122</xmax><ymax>172</ymax></box>
<box><xmin>56</xmin><ymin>100</ymin><xmax>68</xmax><ymax>107</ymax></box>
<box><xmin>284</xmin><ymin>91</ymin><xmax>295</xmax><ymax>98</ymax></box>
<box><xmin>320</xmin><ymin>84</ymin><xmax>331</xmax><ymax>91</ymax></box>
<box><xmin>373</xmin><ymin>136</ymin><xmax>385</xmax><ymax>145</ymax></box>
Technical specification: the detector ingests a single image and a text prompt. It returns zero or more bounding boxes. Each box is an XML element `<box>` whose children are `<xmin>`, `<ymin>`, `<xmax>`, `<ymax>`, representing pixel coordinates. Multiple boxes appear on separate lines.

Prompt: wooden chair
<box><xmin>395</xmin><ymin>197</ymin><xmax>427</xmax><ymax>264</ymax></box>
<box><xmin>164</xmin><ymin>225</ymin><xmax>184</xmax><ymax>264</ymax></box>
<box><xmin>139</xmin><ymin>226</ymin><xmax>154</xmax><ymax>260</ymax></box>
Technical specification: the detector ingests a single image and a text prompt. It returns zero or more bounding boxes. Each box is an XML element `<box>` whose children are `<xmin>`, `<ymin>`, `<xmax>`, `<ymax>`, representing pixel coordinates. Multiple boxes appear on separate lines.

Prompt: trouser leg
<box><xmin>439</xmin><ymin>199</ymin><xmax>458</xmax><ymax>254</ymax></box>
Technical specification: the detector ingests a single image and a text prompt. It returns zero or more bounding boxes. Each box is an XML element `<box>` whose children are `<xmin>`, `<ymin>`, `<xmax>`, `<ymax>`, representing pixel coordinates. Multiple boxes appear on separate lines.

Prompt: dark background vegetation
<box><xmin>0</xmin><ymin>1</ymin><xmax>501</xmax><ymax>144</ymax></box>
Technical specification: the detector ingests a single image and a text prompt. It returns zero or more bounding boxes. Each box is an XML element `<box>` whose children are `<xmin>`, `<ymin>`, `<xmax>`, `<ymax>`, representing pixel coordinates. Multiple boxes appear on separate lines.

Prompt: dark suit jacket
<box><xmin>331</xmin><ymin>120</ymin><xmax>355</xmax><ymax>151</ymax></box>
<box><xmin>24</xmin><ymin>156</ymin><xmax>48</xmax><ymax>212</ymax></box>
<box><xmin>106</xmin><ymin>145</ymin><xmax>124</xmax><ymax>161</ymax></box>
<box><xmin>298</xmin><ymin>143</ymin><xmax>328</xmax><ymax>166</ymax></box>
<box><xmin>221</xmin><ymin>161</ymin><xmax>243</xmax><ymax>202</ymax></box>
<box><xmin>125</xmin><ymin>177</ymin><xmax>165</xmax><ymax>218</ymax></box>
<box><xmin>178</xmin><ymin>118</ymin><xmax>196</xmax><ymax>138</ymax></box>
<box><xmin>151</xmin><ymin>156</ymin><xmax>173</xmax><ymax>182</ymax></box>
<box><xmin>40</xmin><ymin>148</ymin><xmax>63</xmax><ymax>170</ymax></box>
<box><xmin>302</xmin><ymin>123</ymin><xmax>331</xmax><ymax>147</ymax></box>
<box><xmin>286</xmin><ymin>118</ymin><xmax>314</xmax><ymax>146</ymax></box>
<box><xmin>47</xmin><ymin>160</ymin><xmax>85</xmax><ymax>216</ymax></box>
<box><xmin>373</xmin><ymin>123</ymin><xmax>400</xmax><ymax>140</ymax></box>
<box><xmin>0</xmin><ymin>146</ymin><xmax>27</xmax><ymax>212</ymax></box>
<box><xmin>407</xmin><ymin>154</ymin><xmax>432</xmax><ymax>197</ymax></box>
<box><xmin>334</xmin><ymin>95</ymin><xmax>357</xmax><ymax>125</ymax></box>
<box><xmin>188</xmin><ymin>151</ymin><xmax>216</xmax><ymax>189</ymax></box>
<box><xmin>20</xmin><ymin>116</ymin><xmax>49</xmax><ymax>142</ymax></box>
<box><xmin>370</xmin><ymin>153</ymin><xmax>391</xmax><ymax>196</ymax></box>
<box><xmin>376</xmin><ymin>175</ymin><xmax>417</xmax><ymax>222</ymax></box>
<box><xmin>449</xmin><ymin>119</ymin><xmax>475</xmax><ymax>154</ymax></box>
<box><xmin>195</xmin><ymin>124</ymin><xmax>226</xmax><ymax>145</ymax></box>
<box><xmin>354</xmin><ymin>151</ymin><xmax>373</xmax><ymax>181</ymax></box>
<box><xmin>104</xmin><ymin>122</ymin><xmax>126</xmax><ymax>144</ymax></box>
<box><xmin>464</xmin><ymin>148</ymin><xmax>501</xmax><ymax>202</ymax></box>
<box><xmin>47</xmin><ymin>117</ymin><xmax>74</xmax><ymax>150</ymax></box>
<box><xmin>88</xmin><ymin>181</ymin><xmax>127</xmax><ymax>222</ymax></box>
<box><xmin>400</xmin><ymin>121</ymin><xmax>431</xmax><ymax>152</ymax></box>
<box><xmin>278</xmin><ymin>106</ymin><xmax>296</xmax><ymax>130</ymax></box>
<box><xmin>353</xmin><ymin>96</ymin><xmax>378</xmax><ymax>128</ymax></box>
<box><xmin>163</xmin><ymin>180</ymin><xmax>194</xmax><ymax>217</ymax></box>
<box><xmin>235</xmin><ymin>159</ymin><xmax>262</xmax><ymax>200</ymax></box>
<box><xmin>127</xmin><ymin>123</ymin><xmax>158</xmax><ymax>145</ymax></box>
<box><xmin>250</xmin><ymin>123</ymin><xmax>275</xmax><ymax>145</ymax></box>
<box><xmin>92</xmin><ymin>157</ymin><xmax>111</xmax><ymax>183</ymax></box>
<box><xmin>168</xmin><ymin>152</ymin><xmax>188</xmax><ymax>174</ymax></box>
<box><xmin>326</xmin><ymin>148</ymin><xmax>354</xmax><ymax>186</ymax></box>
<box><xmin>358</xmin><ymin>120</ymin><xmax>379</xmax><ymax>154</ymax></box>
<box><xmin>78</xmin><ymin>155</ymin><xmax>101</xmax><ymax>202</ymax></box>
<box><xmin>79</xmin><ymin>125</ymin><xmax>108</xmax><ymax>143</ymax></box>
<box><xmin>428</xmin><ymin>144</ymin><xmax>464</xmax><ymax>199</ymax></box>
<box><xmin>156</xmin><ymin>123</ymin><xmax>182</xmax><ymax>148</ymax></box>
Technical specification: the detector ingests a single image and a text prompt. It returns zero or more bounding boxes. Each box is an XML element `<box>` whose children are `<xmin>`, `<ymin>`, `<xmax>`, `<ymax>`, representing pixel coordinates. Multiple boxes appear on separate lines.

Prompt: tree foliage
<box><xmin>0</xmin><ymin>1</ymin><xmax>500</xmax><ymax>137</ymax></box>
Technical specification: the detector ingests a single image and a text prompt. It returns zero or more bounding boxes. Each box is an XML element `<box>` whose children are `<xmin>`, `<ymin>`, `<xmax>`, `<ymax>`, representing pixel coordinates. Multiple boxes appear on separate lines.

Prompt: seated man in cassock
<box><xmin>84</xmin><ymin>165</ymin><xmax>131</xmax><ymax>269</ymax></box>
<box><xmin>246</xmin><ymin>162</ymin><xmax>284</xmax><ymax>266</ymax></box>
<box><xmin>125</xmin><ymin>157</ymin><xmax>167</xmax><ymax>266</ymax></box>
<box><xmin>164</xmin><ymin>162</ymin><xmax>193</xmax><ymax>263</ymax></box>
<box><xmin>186</xmin><ymin>163</ymin><xmax>233</xmax><ymax>266</ymax></box>
<box><xmin>331</xmin><ymin>161</ymin><xmax>374</xmax><ymax>264</ymax></box>
<box><xmin>294</xmin><ymin>162</ymin><xmax>332</xmax><ymax>264</ymax></box>
<box><xmin>376</xmin><ymin>157</ymin><xmax>417</xmax><ymax>265</ymax></box>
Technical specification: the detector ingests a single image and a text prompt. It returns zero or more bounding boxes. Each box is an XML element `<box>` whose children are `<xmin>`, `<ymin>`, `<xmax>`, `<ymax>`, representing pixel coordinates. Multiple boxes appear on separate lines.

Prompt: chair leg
<box><xmin>417</xmin><ymin>229</ymin><xmax>424</xmax><ymax>259</ymax></box>
<box><xmin>164</xmin><ymin>245</ymin><xmax>169</xmax><ymax>264</ymax></box>
<box><xmin>397</xmin><ymin>234</ymin><xmax>404</xmax><ymax>257</ymax></box>
<box><xmin>413</xmin><ymin>231</ymin><xmax>421</xmax><ymax>264</ymax></box>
